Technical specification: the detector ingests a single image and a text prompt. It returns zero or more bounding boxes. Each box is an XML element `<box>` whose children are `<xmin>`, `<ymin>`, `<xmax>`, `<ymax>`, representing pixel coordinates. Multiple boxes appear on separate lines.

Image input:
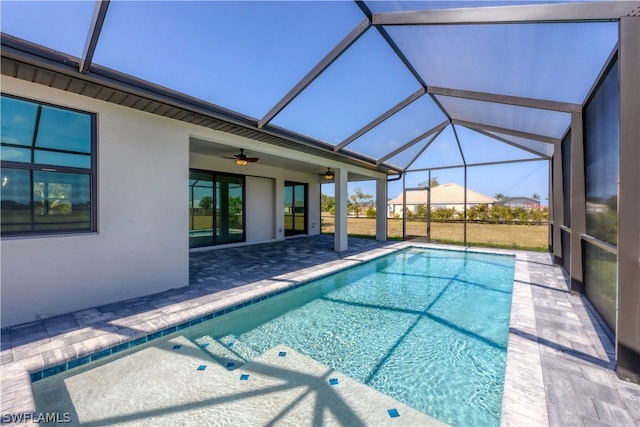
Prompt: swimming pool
<box><xmin>186</xmin><ymin>247</ymin><xmax>515</xmax><ymax>426</ymax></box>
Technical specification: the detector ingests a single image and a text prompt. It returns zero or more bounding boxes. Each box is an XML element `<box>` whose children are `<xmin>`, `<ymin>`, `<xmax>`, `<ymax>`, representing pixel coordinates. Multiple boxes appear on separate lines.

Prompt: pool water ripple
<box><xmin>193</xmin><ymin>248</ymin><xmax>515</xmax><ymax>427</ymax></box>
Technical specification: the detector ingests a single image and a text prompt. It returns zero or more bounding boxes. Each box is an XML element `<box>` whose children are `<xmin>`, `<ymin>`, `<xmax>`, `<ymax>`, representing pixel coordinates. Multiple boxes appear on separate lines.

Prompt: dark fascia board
<box><xmin>1</xmin><ymin>33</ymin><xmax>400</xmax><ymax>174</ymax></box>
<box><xmin>1</xmin><ymin>33</ymin><xmax>256</xmax><ymax>127</ymax></box>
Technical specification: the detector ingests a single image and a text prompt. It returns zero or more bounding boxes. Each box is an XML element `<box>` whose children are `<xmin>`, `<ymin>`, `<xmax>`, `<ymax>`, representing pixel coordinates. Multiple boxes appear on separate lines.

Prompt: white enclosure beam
<box><xmin>452</xmin><ymin>119</ymin><xmax>561</xmax><ymax>145</ymax></box>
<box><xmin>376</xmin><ymin>120</ymin><xmax>449</xmax><ymax>165</ymax></box>
<box><xmin>428</xmin><ymin>86</ymin><xmax>581</xmax><ymax>113</ymax></box>
<box><xmin>552</xmin><ymin>145</ymin><xmax>564</xmax><ymax>264</ymax></box>
<box><xmin>373</xmin><ymin>2</ymin><xmax>640</xmax><ymax>26</ymax></box>
<box><xmin>258</xmin><ymin>18</ymin><xmax>370</xmax><ymax>128</ymax></box>
<box><xmin>403</xmin><ymin>127</ymin><xmax>445</xmax><ymax>171</ymax></box>
<box><xmin>80</xmin><ymin>0</ymin><xmax>110</xmax><ymax>73</ymax></box>
<box><xmin>464</xmin><ymin>126</ymin><xmax>550</xmax><ymax>159</ymax></box>
<box><xmin>406</xmin><ymin>156</ymin><xmax>545</xmax><ymax>173</ymax></box>
<box><xmin>334</xmin><ymin>167</ymin><xmax>349</xmax><ymax>251</ymax></box>
<box><xmin>334</xmin><ymin>88</ymin><xmax>426</xmax><ymax>152</ymax></box>
<box><xmin>376</xmin><ymin>177</ymin><xmax>387</xmax><ymax>241</ymax></box>
<box><xmin>569</xmin><ymin>111</ymin><xmax>586</xmax><ymax>294</ymax></box>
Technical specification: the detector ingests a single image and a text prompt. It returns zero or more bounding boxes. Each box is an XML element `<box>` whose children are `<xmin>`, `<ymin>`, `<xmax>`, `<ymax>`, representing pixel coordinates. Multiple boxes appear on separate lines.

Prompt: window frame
<box><xmin>1</xmin><ymin>93</ymin><xmax>97</xmax><ymax>236</ymax></box>
<box><xmin>284</xmin><ymin>181</ymin><xmax>308</xmax><ymax>236</ymax></box>
<box><xmin>188</xmin><ymin>168</ymin><xmax>246</xmax><ymax>248</ymax></box>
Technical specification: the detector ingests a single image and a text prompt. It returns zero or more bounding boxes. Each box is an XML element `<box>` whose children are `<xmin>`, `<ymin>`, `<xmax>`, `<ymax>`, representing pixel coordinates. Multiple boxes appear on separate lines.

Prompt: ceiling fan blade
<box><xmin>222</xmin><ymin>156</ymin><xmax>237</xmax><ymax>160</ymax></box>
<box><xmin>246</xmin><ymin>158</ymin><xmax>259</xmax><ymax>162</ymax></box>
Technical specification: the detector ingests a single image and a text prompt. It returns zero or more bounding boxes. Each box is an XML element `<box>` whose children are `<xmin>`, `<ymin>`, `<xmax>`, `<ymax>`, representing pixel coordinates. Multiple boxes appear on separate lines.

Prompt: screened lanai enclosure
<box><xmin>1</xmin><ymin>1</ymin><xmax>639</xmax><ymax>382</ymax></box>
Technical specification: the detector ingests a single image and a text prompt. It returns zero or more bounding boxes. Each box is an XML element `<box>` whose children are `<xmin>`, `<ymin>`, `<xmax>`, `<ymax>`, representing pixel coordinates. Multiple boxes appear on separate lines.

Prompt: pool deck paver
<box><xmin>1</xmin><ymin>235</ymin><xmax>639</xmax><ymax>426</ymax></box>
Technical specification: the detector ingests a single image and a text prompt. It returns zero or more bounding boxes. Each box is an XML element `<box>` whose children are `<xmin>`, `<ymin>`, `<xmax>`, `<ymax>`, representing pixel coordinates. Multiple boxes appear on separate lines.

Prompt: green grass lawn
<box><xmin>321</xmin><ymin>216</ymin><xmax>549</xmax><ymax>251</ymax></box>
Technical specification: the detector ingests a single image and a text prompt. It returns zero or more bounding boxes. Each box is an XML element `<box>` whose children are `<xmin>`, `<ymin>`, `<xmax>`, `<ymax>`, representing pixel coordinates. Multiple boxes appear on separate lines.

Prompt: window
<box><xmin>189</xmin><ymin>170</ymin><xmax>245</xmax><ymax>247</ymax></box>
<box><xmin>1</xmin><ymin>95</ymin><xmax>96</xmax><ymax>235</ymax></box>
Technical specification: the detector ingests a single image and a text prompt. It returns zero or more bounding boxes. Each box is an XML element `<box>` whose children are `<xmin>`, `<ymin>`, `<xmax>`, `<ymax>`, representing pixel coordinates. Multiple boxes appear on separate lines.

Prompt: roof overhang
<box><xmin>1</xmin><ymin>33</ymin><xmax>401</xmax><ymax>176</ymax></box>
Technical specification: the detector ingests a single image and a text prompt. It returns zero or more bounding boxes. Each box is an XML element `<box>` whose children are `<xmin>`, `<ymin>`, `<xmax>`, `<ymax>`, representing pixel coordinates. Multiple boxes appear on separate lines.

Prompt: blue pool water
<box><xmin>188</xmin><ymin>248</ymin><xmax>515</xmax><ymax>426</ymax></box>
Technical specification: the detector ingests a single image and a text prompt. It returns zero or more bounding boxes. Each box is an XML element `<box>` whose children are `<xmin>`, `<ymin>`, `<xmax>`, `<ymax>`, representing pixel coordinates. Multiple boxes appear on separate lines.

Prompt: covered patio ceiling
<box><xmin>189</xmin><ymin>137</ymin><xmax>375</xmax><ymax>182</ymax></box>
<box><xmin>2</xmin><ymin>0</ymin><xmax>637</xmax><ymax>174</ymax></box>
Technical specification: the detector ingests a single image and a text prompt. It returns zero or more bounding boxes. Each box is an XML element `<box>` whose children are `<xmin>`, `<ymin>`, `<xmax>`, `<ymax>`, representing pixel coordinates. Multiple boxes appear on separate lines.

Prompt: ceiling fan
<box><xmin>223</xmin><ymin>148</ymin><xmax>259</xmax><ymax>166</ymax></box>
<box><xmin>321</xmin><ymin>167</ymin><xmax>334</xmax><ymax>180</ymax></box>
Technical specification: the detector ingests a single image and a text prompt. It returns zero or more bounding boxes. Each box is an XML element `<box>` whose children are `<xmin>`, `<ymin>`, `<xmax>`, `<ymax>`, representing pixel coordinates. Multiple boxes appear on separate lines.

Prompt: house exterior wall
<box><xmin>1</xmin><ymin>76</ymin><xmax>189</xmax><ymax>327</ymax></box>
<box><xmin>246</xmin><ymin>176</ymin><xmax>276</xmax><ymax>242</ymax></box>
<box><xmin>1</xmin><ymin>76</ymin><xmax>377</xmax><ymax>326</ymax></box>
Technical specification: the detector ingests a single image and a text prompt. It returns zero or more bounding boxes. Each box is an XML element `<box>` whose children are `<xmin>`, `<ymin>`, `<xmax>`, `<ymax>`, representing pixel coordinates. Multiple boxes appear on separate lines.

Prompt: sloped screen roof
<box><xmin>1</xmin><ymin>0</ymin><xmax>633</xmax><ymax>172</ymax></box>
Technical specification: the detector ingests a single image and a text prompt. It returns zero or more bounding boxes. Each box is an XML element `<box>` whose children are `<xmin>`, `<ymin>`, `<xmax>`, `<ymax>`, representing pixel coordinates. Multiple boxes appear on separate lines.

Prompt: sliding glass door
<box><xmin>216</xmin><ymin>175</ymin><xmax>244</xmax><ymax>245</ymax></box>
<box><xmin>189</xmin><ymin>170</ymin><xmax>245</xmax><ymax>248</ymax></box>
<box><xmin>284</xmin><ymin>182</ymin><xmax>307</xmax><ymax>236</ymax></box>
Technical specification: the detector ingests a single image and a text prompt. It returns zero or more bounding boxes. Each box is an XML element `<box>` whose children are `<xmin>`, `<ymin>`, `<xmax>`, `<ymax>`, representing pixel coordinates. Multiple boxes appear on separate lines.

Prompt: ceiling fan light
<box><xmin>236</xmin><ymin>158</ymin><xmax>248</xmax><ymax>166</ymax></box>
<box><xmin>324</xmin><ymin>168</ymin><xmax>334</xmax><ymax>180</ymax></box>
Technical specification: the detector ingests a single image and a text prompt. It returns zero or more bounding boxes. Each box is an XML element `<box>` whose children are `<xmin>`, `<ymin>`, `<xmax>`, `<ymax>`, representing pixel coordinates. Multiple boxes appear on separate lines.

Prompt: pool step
<box><xmin>194</xmin><ymin>335</ymin><xmax>246</xmax><ymax>370</ymax></box>
<box><xmin>218</xmin><ymin>334</ymin><xmax>260</xmax><ymax>362</ymax></box>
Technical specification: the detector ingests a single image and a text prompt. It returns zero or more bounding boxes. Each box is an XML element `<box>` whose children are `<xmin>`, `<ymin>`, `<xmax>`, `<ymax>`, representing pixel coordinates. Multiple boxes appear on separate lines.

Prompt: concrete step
<box><xmin>218</xmin><ymin>334</ymin><xmax>260</xmax><ymax>362</ymax></box>
<box><xmin>194</xmin><ymin>335</ymin><xmax>246</xmax><ymax>370</ymax></box>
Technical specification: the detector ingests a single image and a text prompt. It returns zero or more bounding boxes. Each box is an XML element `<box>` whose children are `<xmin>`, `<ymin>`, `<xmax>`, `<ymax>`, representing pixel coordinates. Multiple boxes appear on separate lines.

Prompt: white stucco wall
<box><xmin>246</xmin><ymin>176</ymin><xmax>275</xmax><ymax>242</ymax></box>
<box><xmin>1</xmin><ymin>76</ymin><xmax>386</xmax><ymax>326</ymax></box>
<box><xmin>1</xmin><ymin>76</ymin><xmax>190</xmax><ymax>327</ymax></box>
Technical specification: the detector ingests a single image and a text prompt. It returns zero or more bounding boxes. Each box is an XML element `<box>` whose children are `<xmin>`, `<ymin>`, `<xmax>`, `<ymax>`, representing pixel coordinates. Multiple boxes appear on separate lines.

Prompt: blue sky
<box><xmin>1</xmin><ymin>1</ymin><xmax>617</xmax><ymax>204</ymax></box>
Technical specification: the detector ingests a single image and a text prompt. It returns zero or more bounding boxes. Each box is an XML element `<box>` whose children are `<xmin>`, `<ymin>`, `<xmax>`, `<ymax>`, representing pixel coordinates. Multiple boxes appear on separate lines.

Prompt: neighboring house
<box><xmin>495</xmin><ymin>197</ymin><xmax>541</xmax><ymax>210</ymax></box>
<box><xmin>387</xmin><ymin>183</ymin><xmax>495</xmax><ymax>217</ymax></box>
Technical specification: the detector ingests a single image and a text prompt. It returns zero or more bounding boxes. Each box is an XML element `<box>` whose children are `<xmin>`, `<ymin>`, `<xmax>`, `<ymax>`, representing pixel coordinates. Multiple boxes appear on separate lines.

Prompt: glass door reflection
<box><xmin>189</xmin><ymin>170</ymin><xmax>244</xmax><ymax>248</ymax></box>
<box><xmin>284</xmin><ymin>182</ymin><xmax>307</xmax><ymax>236</ymax></box>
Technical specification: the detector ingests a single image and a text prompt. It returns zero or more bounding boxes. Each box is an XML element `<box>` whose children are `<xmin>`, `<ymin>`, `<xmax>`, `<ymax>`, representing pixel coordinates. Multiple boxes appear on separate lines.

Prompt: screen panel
<box><xmin>385</xmin><ymin>22</ymin><xmax>618</xmax><ymax>104</ymax></box>
<box><xmin>94</xmin><ymin>1</ymin><xmax>365</xmax><ymax>119</ymax></box>
<box><xmin>584</xmin><ymin>60</ymin><xmax>619</xmax><ymax>246</ymax></box>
